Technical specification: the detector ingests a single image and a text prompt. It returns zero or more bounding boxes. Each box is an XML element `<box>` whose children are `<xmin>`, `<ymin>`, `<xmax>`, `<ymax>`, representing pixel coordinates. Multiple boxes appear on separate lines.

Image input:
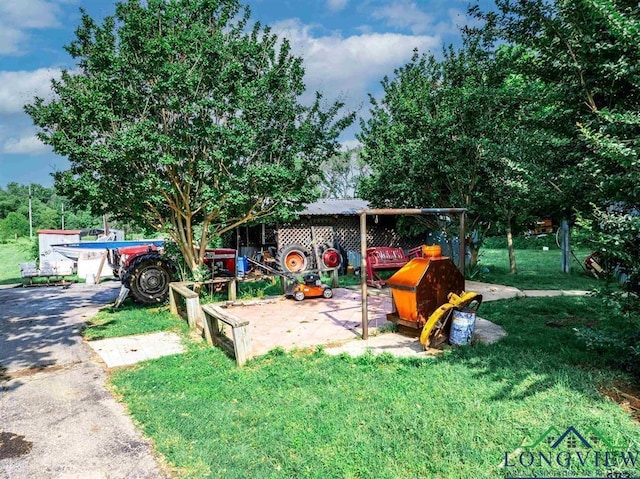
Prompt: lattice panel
<box><xmin>277</xmin><ymin>217</ymin><xmax>424</xmax><ymax>254</ymax></box>
<box><xmin>276</xmin><ymin>222</ymin><xmax>335</xmax><ymax>250</ymax></box>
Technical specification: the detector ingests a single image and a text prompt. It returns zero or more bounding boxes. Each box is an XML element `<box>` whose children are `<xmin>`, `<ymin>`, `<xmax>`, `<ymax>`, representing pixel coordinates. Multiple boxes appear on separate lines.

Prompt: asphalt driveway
<box><xmin>0</xmin><ymin>282</ymin><xmax>169</xmax><ymax>478</ymax></box>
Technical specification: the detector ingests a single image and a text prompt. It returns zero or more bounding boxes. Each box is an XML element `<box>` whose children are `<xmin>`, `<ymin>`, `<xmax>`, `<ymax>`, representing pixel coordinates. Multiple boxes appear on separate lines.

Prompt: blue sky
<box><xmin>0</xmin><ymin>0</ymin><xmax>490</xmax><ymax>188</ymax></box>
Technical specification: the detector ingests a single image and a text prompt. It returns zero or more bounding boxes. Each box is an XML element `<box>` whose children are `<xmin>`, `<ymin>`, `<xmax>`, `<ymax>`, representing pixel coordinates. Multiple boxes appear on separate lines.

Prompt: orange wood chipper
<box><xmin>385</xmin><ymin>245</ymin><xmax>482</xmax><ymax>348</ymax></box>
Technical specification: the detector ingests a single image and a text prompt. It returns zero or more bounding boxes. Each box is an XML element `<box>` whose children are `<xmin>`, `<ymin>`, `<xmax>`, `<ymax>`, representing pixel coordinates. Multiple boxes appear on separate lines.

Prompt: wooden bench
<box><xmin>201</xmin><ymin>304</ymin><xmax>251</xmax><ymax>367</ymax></box>
<box><xmin>365</xmin><ymin>247</ymin><xmax>409</xmax><ymax>287</ymax></box>
<box><xmin>20</xmin><ymin>261</ymin><xmax>74</xmax><ymax>286</ymax></box>
<box><xmin>169</xmin><ymin>278</ymin><xmax>238</xmax><ymax>330</ymax></box>
<box><xmin>169</xmin><ymin>282</ymin><xmax>202</xmax><ymax>329</ymax></box>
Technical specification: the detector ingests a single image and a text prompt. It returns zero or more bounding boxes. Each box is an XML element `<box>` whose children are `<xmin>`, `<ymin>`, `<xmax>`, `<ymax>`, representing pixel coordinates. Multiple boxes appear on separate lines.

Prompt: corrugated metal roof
<box><xmin>298</xmin><ymin>199</ymin><xmax>369</xmax><ymax>216</ymax></box>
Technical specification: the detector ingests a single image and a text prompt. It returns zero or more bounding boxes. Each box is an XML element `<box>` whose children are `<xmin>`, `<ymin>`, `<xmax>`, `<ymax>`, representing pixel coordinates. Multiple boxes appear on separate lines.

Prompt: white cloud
<box><xmin>273</xmin><ymin>19</ymin><xmax>440</xmax><ymax>111</ymax></box>
<box><xmin>0</xmin><ymin>0</ymin><xmax>61</xmax><ymax>28</ymax></box>
<box><xmin>0</xmin><ymin>0</ymin><xmax>62</xmax><ymax>55</ymax></box>
<box><xmin>370</xmin><ymin>0</ymin><xmax>466</xmax><ymax>36</ymax></box>
<box><xmin>327</xmin><ymin>0</ymin><xmax>348</xmax><ymax>13</ymax></box>
<box><xmin>0</xmin><ymin>68</ymin><xmax>62</xmax><ymax>114</ymax></box>
<box><xmin>340</xmin><ymin>139</ymin><xmax>361</xmax><ymax>151</ymax></box>
<box><xmin>0</xmin><ymin>28</ymin><xmax>28</xmax><ymax>56</ymax></box>
<box><xmin>3</xmin><ymin>134</ymin><xmax>49</xmax><ymax>154</ymax></box>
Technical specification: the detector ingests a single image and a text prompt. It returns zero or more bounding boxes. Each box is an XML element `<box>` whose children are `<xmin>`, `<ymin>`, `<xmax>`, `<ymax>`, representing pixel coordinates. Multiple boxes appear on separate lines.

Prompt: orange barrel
<box><xmin>421</xmin><ymin>244</ymin><xmax>442</xmax><ymax>258</ymax></box>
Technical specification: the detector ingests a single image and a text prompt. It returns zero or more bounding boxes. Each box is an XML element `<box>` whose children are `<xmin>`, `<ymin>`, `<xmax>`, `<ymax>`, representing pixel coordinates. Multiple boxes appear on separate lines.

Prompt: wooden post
<box><xmin>169</xmin><ymin>286</ymin><xmax>179</xmax><ymax>316</ymax></box>
<box><xmin>330</xmin><ymin>268</ymin><xmax>339</xmax><ymax>288</ymax></box>
<box><xmin>185</xmin><ymin>296</ymin><xmax>200</xmax><ymax>329</ymax></box>
<box><xmin>228</xmin><ymin>278</ymin><xmax>237</xmax><ymax>301</ymax></box>
<box><xmin>360</xmin><ymin>212</ymin><xmax>368</xmax><ymax>340</ymax></box>
<box><xmin>94</xmin><ymin>250</ymin><xmax>108</xmax><ymax>284</ymax></box>
<box><xmin>232</xmin><ymin>323</ymin><xmax>251</xmax><ymax>367</ymax></box>
<box><xmin>201</xmin><ymin>304</ymin><xmax>252</xmax><ymax>367</ymax></box>
<box><xmin>202</xmin><ymin>306</ymin><xmax>218</xmax><ymax>346</ymax></box>
<box><xmin>169</xmin><ymin>282</ymin><xmax>201</xmax><ymax>329</ymax></box>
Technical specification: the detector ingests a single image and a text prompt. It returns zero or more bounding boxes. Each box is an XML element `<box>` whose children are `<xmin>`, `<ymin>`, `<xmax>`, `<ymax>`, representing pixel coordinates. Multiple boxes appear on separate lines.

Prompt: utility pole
<box><xmin>61</xmin><ymin>203</ymin><xmax>65</xmax><ymax>230</ymax></box>
<box><xmin>28</xmin><ymin>184</ymin><xmax>33</xmax><ymax>239</ymax></box>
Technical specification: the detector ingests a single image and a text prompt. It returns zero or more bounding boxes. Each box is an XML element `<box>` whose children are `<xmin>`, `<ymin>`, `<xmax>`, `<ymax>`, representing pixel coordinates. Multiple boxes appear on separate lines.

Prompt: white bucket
<box><xmin>85</xmin><ymin>274</ymin><xmax>95</xmax><ymax>285</ymax></box>
<box><xmin>449</xmin><ymin>309</ymin><xmax>476</xmax><ymax>346</ymax></box>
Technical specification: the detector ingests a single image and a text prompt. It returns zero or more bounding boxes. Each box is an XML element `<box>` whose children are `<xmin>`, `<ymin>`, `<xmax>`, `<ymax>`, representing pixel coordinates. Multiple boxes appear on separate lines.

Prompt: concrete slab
<box><xmin>225</xmin><ymin>287</ymin><xmax>509</xmax><ymax>359</ymax></box>
<box><xmin>474</xmin><ymin>317</ymin><xmax>508</xmax><ymax>344</ymax></box>
<box><xmin>466</xmin><ymin>280</ymin><xmax>524</xmax><ymax>301</ymax></box>
<box><xmin>324</xmin><ymin>316</ymin><xmax>506</xmax><ymax>358</ymax></box>
<box><xmin>522</xmin><ymin>289</ymin><xmax>591</xmax><ymax>297</ymax></box>
<box><xmin>325</xmin><ymin>332</ymin><xmax>432</xmax><ymax>358</ymax></box>
<box><xmin>88</xmin><ymin>332</ymin><xmax>185</xmax><ymax>368</ymax></box>
<box><xmin>226</xmin><ymin>288</ymin><xmax>392</xmax><ymax>357</ymax></box>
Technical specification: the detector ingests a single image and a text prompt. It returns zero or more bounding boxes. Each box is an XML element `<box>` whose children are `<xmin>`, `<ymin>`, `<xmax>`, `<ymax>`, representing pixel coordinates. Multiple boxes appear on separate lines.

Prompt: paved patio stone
<box><xmin>87</xmin><ymin>331</ymin><xmax>185</xmax><ymax>368</ymax></box>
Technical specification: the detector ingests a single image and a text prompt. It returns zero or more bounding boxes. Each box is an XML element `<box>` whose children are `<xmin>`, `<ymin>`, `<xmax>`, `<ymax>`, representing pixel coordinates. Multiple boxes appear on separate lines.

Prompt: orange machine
<box><xmin>385</xmin><ymin>246</ymin><xmax>481</xmax><ymax>347</ymax></box>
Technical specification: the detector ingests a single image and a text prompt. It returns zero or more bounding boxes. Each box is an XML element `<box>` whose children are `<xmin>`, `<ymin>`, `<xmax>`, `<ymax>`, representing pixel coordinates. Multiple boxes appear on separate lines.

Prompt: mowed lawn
<box><xmin>0</xmin><ymin>239</ymin><xmax>34</xmax><ymax>285</ymax></box>
<box><xmin>476</xmin><ymin>248</ymin><xmax>603</xmax><ymax>290</ymax></box>
<box><xmin>107</xmin><ymin>294</ymin><xmax>640</xmax><ymax>479</ymax></box>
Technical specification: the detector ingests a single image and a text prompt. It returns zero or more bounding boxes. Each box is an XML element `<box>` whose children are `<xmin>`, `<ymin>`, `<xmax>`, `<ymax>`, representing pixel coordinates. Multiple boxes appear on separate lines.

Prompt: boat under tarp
<box><xmin>53</xmin><ymin>240</ymin><xmax>165</xmax><ymax>260</ymax></box>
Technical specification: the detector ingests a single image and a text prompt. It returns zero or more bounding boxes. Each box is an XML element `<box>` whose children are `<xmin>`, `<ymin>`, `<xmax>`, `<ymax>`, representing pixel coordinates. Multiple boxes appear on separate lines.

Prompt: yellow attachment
<box><xmin>419</xmin><ymin>291</ymin><xmax>483</xmax><ymax>347</ymax></box>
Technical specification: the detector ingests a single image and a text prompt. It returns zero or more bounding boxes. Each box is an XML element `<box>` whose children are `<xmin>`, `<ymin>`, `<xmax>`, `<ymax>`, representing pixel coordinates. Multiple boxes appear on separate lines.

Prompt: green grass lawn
<box><xmin>83</xmin><ymin>303</ymin><xmax>189</xmax><ymax>340</ymax></box>
<box><xmin>474</xmin><ymin>248</ymin><xmax>605</xmax><ymax>290</ymax></box>
<box><xmin>0</xmin><ymin>238</ymin><xmax>35</xmax><ymax>285</ymax></box>
<box><xmin>108</xmin><ymin>295</ymin><xmax>640</xmax><ymax>479</ymax></box>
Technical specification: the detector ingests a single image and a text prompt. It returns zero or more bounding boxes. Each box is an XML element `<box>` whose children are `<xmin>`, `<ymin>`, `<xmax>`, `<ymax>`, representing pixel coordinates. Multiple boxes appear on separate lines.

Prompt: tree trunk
<box><xmin>506</xmin><ymin>220</ymin><xmax>517</xmax><ymax>274</ymax></box>
<box><xmin>468</xmin><ymin>242</ymin><xmax>480</xmax><ymax>268</ymax></box>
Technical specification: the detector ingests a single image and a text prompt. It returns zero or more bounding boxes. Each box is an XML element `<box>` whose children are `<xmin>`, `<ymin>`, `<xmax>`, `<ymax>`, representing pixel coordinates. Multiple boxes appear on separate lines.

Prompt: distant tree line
<box><xmin>0</xmin><ymin>182</ymin><xmax>140</xmax><ymax>240</ymax></box>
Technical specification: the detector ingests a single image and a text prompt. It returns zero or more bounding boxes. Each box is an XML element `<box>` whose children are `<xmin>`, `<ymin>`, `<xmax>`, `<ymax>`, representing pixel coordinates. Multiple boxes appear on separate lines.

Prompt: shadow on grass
<box><xmin>81</xmin><ymin>319</ymin><xmax>117</xmax><ymax>341</ymax></box>
<box><xmin>441</xmin><ymin>295</ymin><xmax>630</xmax><ymax>403</ymax></box>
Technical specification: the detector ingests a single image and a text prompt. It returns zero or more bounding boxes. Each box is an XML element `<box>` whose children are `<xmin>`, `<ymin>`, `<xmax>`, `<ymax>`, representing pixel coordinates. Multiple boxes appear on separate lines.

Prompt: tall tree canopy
<box><xmin>470</xmin><ymin>0</ymin><xmax>639</xmax><ymax>210</ymax></box>
<box><xmin>470</xmin><ymin>0</ymin><xmax>640</xmax><ymax>286</ymax></box>
<box><xmin>358</xmin><ymin>40</ymin><xmax>556</xmax><ymax>267</ymax></box>
<box><xmin>26</xmin><ymin>0</ymin><xmax>354</xmax><ymax>272</ymax></box>
<box><xmin>319</xmin><ymin>147</ymin><xmax>369</xmax><ymax>199</ymax></box>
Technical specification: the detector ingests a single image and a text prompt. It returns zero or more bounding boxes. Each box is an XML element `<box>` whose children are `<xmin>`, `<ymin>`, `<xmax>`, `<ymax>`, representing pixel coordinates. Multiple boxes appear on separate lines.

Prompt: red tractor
<box><xmin>113</xmin><ymin>244</ymin><xmax>236</xmax><ymax>305</ymax></box>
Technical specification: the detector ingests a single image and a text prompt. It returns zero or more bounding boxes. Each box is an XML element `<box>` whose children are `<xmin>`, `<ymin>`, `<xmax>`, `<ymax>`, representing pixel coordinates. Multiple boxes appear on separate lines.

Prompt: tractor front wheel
<box><xmin>125</xmin><ymin>254</ymin><xmax>174</xmax><ymax>304</ymax></box>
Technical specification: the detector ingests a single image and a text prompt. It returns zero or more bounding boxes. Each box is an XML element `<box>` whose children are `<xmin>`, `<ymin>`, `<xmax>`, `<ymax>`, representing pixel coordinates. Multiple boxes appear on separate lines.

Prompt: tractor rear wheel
<box><xmin>124</xmin><ymin>254</ymin><xmax>175</xmax><ymax>304</ymax></box>
<box><xmin>277</xmin><ymin>244</ymin><xmax>310</xmax><ymax>273</ymax></box>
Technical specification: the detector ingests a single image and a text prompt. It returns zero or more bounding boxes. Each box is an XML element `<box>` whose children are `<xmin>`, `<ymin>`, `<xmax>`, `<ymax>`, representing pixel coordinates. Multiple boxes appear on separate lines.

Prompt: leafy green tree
<box><xmin>470</xmin><ymin>0</ymin><xmax>639</xmax><ymax>283</ymax></box>
<box><xmin>576</xmin><ymin>0</ymin><xmax>640</xmax><ymax>292</ymax></box>
<box><xmin>26</xmin><ymin>0</ymin><xmax>353</xmax><ymax>273</ymax></box>
<box><xmin>358</xmin><ymin>40</ymin><xmax>552</xmax><ymax>268</ymax></box>
<box><xmin>0</xmin><ymin>212</ymin><xmax>30</xmax><ymax>239</ymax></box>
<box><xmin>469</xmin><ymin>0</ymin><xmax>639</xmax><ymax>210</ymax></box>
<box><xmin>319</xmin><ymin>147</ymin><xmax>369</xmax><ymax>199</ymax></box>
